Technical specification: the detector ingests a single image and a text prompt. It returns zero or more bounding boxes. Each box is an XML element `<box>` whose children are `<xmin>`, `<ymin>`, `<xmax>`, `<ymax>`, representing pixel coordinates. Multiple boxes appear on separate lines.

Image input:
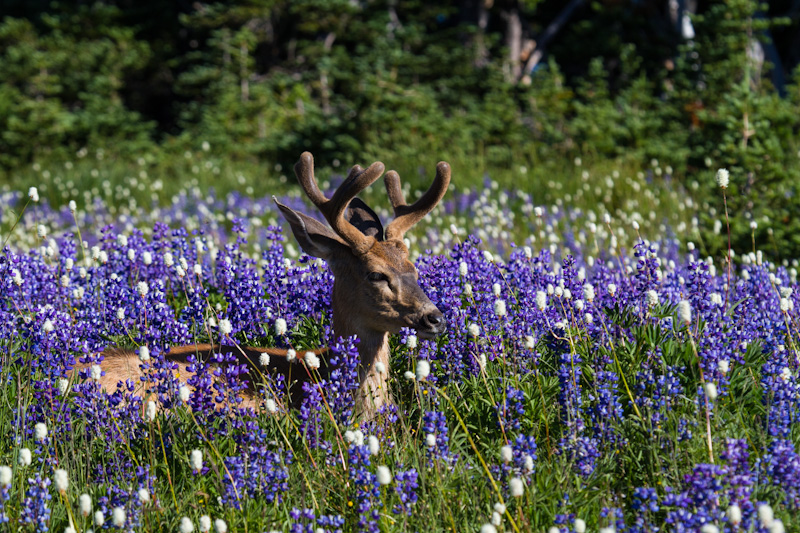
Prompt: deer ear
<box><xmin>274</xmin><ymin>198</ymin><xmax>348</xmax><ymax>259</ymax></box>
<box><xmin>346</xmin><ymin>198</ymin><xmax>384</xmax><ymax>240</ymax></box>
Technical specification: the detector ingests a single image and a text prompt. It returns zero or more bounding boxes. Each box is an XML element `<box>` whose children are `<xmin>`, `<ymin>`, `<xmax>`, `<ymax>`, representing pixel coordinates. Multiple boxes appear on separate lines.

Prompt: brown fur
<box><xmin>85</xmin><ymin>344</ymin><xmax>329</xmax><ymax>411</ymax></box>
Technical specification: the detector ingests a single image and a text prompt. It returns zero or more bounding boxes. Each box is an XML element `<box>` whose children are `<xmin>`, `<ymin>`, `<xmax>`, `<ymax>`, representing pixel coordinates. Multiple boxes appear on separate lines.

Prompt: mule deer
<box><xmin>93</xmin><ymin>152</ymin><xmax>449</xmax><ymax>417</ymax></box>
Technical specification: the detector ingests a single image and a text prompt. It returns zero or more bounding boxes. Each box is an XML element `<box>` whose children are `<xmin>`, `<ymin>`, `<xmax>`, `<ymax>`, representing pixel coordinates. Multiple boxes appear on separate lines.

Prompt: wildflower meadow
<box><xmin>1</xmin><ymin>158</ymin><xmax>799</xmax><ymax>533</ymax></box>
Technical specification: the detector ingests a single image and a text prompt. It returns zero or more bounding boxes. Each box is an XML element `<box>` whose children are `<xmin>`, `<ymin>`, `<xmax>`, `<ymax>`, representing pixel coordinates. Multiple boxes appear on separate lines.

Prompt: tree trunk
<box><xmin>502</xmin><ymin>1</ymin><xmax>523</xmax><ymax>82</ymax></box>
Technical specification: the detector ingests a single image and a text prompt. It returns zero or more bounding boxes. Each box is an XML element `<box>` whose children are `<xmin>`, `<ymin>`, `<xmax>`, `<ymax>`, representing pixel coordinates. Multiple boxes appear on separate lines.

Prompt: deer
<box><xmin>90</xmin><ymin>152</ymin><xmax>450</xmax><ymax>418</ymax></box>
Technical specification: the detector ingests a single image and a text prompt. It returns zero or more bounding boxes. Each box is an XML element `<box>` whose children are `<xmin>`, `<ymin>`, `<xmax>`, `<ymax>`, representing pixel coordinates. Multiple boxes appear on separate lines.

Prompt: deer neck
<box><xmin>332</xmin><ymin>280</ymin><xmax>391</xmax><ymax>415</ymax></box>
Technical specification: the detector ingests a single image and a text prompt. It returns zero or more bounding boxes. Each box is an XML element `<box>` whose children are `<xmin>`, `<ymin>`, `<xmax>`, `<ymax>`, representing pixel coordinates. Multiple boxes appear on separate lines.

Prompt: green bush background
<box><xmin>1</xmin><ymin>0</ymin><xmax>800</xmax><ymax>257</ymax></box>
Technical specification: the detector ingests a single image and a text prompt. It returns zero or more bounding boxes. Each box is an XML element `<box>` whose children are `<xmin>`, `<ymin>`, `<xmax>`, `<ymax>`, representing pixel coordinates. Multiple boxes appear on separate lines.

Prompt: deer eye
<box><xmin>367</xmin><ymin>272</ymin><xmax>389</xmax><ymax>283</ymax></box>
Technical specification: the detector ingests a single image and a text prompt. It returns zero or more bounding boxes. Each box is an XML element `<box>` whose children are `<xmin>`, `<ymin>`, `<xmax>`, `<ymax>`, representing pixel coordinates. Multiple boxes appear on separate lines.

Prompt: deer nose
<box><xmin>422</xmin><ymin>310</ymin><xmax>446</xmax><ymax>332</ymax></box>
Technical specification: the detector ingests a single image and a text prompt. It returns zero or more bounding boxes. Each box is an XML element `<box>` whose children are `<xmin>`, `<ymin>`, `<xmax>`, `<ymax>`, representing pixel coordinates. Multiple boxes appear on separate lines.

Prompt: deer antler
<box><xmin>294</xmin><ymin>151</ymin><xmax>385</xmax><ymax>255</ymax></box>
<box><xmin>384</xmin><ymin>162</ymin><xmax>451</xmax><ymax>241</ymax></box>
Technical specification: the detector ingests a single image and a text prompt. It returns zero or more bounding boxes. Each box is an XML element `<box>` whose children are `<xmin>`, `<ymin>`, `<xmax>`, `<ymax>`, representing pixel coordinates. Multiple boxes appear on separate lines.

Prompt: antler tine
<box><xmin>293</xmin><ymin>152</ymin><xmax>385</xmax><ymax>255</ymax></box>
<box><xmin>384</xmin><ymin>162</ymin><xmax>451</xmax><ymax>241</ymax></box>
<box><xmin>294</xmin><ymin>151</ymin><xmax>329</xmax><ymax>208</ymax></box>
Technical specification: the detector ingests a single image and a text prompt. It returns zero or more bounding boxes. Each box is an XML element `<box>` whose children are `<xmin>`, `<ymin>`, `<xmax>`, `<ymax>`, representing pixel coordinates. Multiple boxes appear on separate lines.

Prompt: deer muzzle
<box><xmin>416</xmin><ymin>306</ymin><xmax>447</xmax><ymax>338</ymax></box>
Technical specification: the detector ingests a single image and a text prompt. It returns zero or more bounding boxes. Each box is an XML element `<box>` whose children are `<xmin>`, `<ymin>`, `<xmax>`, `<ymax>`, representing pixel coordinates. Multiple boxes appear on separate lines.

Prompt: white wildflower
<box><xmin>534</xmin><ymin>206</ymin><xmax>543</xmax><ymax>217</ymax></box>
<box><xmin>79</xmin><ymin>493</ymin><xmax>92</xmax><ymax>515</ymax></box>
<box><xmin>524</xmin><ymin>335</ymin><xmax>535</xmax><ymax>349</ymax></box>
<box><xmin>265</xmin><ymin>399</ymin><xmax>277</xmax><ymax>414</ymax></box>
<box><xmin>259</xmin><ymin>353</ymin><xmax>270</xmax><ymax>367</ymax></box>
<box><xmin>494</xmin><ymin>299</ymin><xmax>507</xmax><ymax>317</ymax></box>
<box><xmin>219</xmin><ymin>318</ymin><xmax>232</xmax><ymax>336</ymax></box>
<box><xmin>53</xmin><ymin>468</ymin><xmax>69</xmax><ymax>492</ymax></box>
<box><xmin>142</xmin><ymin>251</ymin><xmax>152</xmax><ymax>265</ymax></box>
<box><xmin>139</xmin><ymin>345</ymin><xmax>150</xmax><ymax>362</ymax></box>
<box><xmin>492</xmin><ymin>282</ymin><xmax>502</xmax><ymax>296</ymax></box>
<box><xmin>678</xmin><ymin>300</ymin><xmax>692</xmax><ymax>325</ymax></box>
<box><xmin>43</xmin><ymin>319</ymin><xmax>54</xmax><ymax>333</ymax></box>
<box><xmin>758</xmin><ymin>504</ymin><xmax>774</xmax><ymax>528</ymax></box>
<box><xmin>583</xmin><ymin>284</ymin><xmax>595</xmax><ymax>302</ymax></box>
<box><xmin>214</xmin><ymin>519</ymin><xmax>228</xmax><ymax>533</ymax></box>
<box><xmin>646</xmin><ymin>290</ymin><xmax>659</xmax><ymax>307</ymax></box>
<box><xmin>179</xmin><ymin>385</ymin><xmax>190</xmax><ymax>403</ymax></box>
<box><xmin>463</xmin><ymin>283</ymin><xmax>473</xmax><ymax>297</ymax></box>
<box><xmin>19</xmin><ymin>448</ymin><xmax>32</xmax><ymax>466</ymax></box>
<box><xmin>500</xmin><ymin>445</ymin><xmax>513</xmax><ymax>463</ymax></box>
<box><xmin>145</xmin><ymin>400</ymin><xmax>156</xmax><ymax>422</ymax></box>
<box><xmin>481</xmin><ymin>524</ymin><xmax>497</xmax><ymax>533</ymax></box>
<box><xmin>12</xmin><ymin>269</ymin><xmax>23</xmax><ymax>286</ymax></box>
<box><xmin>180</xmin><ymin>516</ymin><xmax>194</xmax><ymax>533</ymax></box>
<box><xmin>90</xmin><ymin>364</ymin><xmax>102</xmax><ymax>381</ymax></box>
<box><xmin>0</xmin><ymin>466</ymin><xmax>11</xmax><ymax>486</ymax></box>
<box><xmin>406</xmin><ymin>335</ymin><xmax>418</xmax><ymax>349</ymax></box>
<box><xmin>94</xmin><ymin>510</ymin><xmax>105</xmax><ymax>527</ymax></box>
<box><xmin>376</xmin><ymin>465</ymin><xmax>392</xmax><ymax>485</ymax></box>
<box><xmin>274</xmin><ymin>318</ymin><xmax>287</xmax><ymax>336</ymax></box>
<box><xmin>136</xmin><ymin>281</ymin><xmax>148</xmax><ymax>297</ymax></box>
<box><xmin>374</xmin><ymin>361</ymin><xmax>386</xmax><ymax>374</ymax></box>
<box><xmin>426</xmin><ymin>434</ymin><xmax>436</xmax><ymax>447</ymax></box>
<box><xmin>29</xmin><ymin>186</ymin><xmax>39</xmax><ymax>202</ymax></box>
<box><xmin>574</xmin><ymin>518</ymin><xmax>587</xmax><ymax>533</ymax></box>
<box><xmin>491</xmin><ymin>512</ymin><xmax>502</xmax><ymax>526</ymax></box>
<box><xmin>112</xmin><ymin>507</ymin><xmax>125</xmax><ymax>527</ymax></box>
<box><xmin>459</xmin><ymin>261</ymin><xmax>468</xmax><ymax>276</ymax></box>
<box><xmin>368</xmin><ymin>435</ymin><xmax>380</xmax><ymax>456</ymax></box>
<box><xmin>416</xmin><ymin>359</ymin><xmax>430</xmax><ymax>381</ymax></box>
<box><xmin>780</xmin><ymin>298</ymin><xmax>790</xmax><ymax>312</ymax></box>
<box><xmin>305</xmin><ymin>352</ymin><xmax>320</xmax><ymax>370</ymax></box>
<box><xmin>524</xmin><ymin>454</ymin><xmax>534</xmax><ymax>472</ymax></box>
<box><xmin>116</xmin><ymin>307</ymin><xmax>125</xmax><ymax>321</ymax></box>
<box><xmin>35</xmin><ymin>422</ymin><xmax>48</xmax><ymax>441</ymax></box>
<box><xmin>536</xmin><ymin>291</ymin><xmax>547</xmax><ymax>311</ymax></box>
<box><xmin>404</xmin><ymin>370</ymin><xmax>415</xmax><ymax>380</ymax></box>
<box><xmin>190</xmin><ymin>449</ymin><xmax>203</xmax><ymax>472</ymax></box>
<box><xmin>781</xmin><ymin>367</ymin><xmax>792</xmax><ymax>382</ymax></box>
<box><xmin>199</xmin><ymin>516</ymin><xmax>211</xmax><ymax>532</ymax></box>
<box><xmin>468</xmin><ymin>323</ymin><xmax>480</xmax><ymax>337</ymax></box>
<box><xmin>608</xmin><ymin>283</ymin><xmax>617</xmax><ymax>297</ymax></box>
<box><xmin>509</xmin><ymin>477</ymin><xmax>524</xmax><ymax>497</ymax></box>
<box><xmin>700</xmin><ymin>525</ymin><xmax>719</xmax><ymax>533</ymax></box>
<box><xmin>285</xmin><ymin>349</ymin><xmax>296</xmax><ymax>362</ymax></box>
<box><xmin>705</xmin><ymin>382</ymin><xmax>718</xmax><ymax>401</ymax></box>
<box><xmin>718</xmin><ymin>360</ymin><xmax>730</xmax><ymax>374</ymax></box>
<box><xmin>716</xmin><ymin>168</ymin><xmax>730</xmax><ymax>189</ymax></box>
<box><xmin>483</xmin><ymin>250</ymin><xmax>494</xmax><ymax>263</ymax></box>
<box><xmin>58</xmin><ymin>379</ymin><xmax>69</xmax><ymax>395</ymax></box>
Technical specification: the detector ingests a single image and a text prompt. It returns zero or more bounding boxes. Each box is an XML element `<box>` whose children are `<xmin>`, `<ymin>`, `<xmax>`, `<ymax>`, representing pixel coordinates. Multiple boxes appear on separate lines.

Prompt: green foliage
<box><xmin>0</xmin><ymin>5</ymin><xmax>155</xmax><ymax>167</ymax></box>
<box><xmin>2</xmin><ymin>0</ymin><xmax>800</xmax><ymax>256</ymax></box>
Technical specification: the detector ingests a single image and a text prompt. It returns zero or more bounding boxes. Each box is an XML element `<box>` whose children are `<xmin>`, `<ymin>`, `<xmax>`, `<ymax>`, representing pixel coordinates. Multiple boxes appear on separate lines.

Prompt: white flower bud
<box><xmin>376</xmin><ymin>465</ymin><xmax>392</xmax><ymax>485</ymax></box>
<box><xmin>509</xmin><ymin>477</ymin><xmax>524</xmax><ymax>497</ymax></box>
<box><xmin>190</xmin><ymin>449</ymin><xmax>203</xmax><ymax>472</ymax></box>
<box><xmin>305</xmin><ymin>352</ymin><xmax>320</xmax><ymax>370</ymax></box>
<box><xmin>716</xmin><ymin>168</ymin><xmax>730</xmax><ymax>188</ymax></box>
<box><xmin>500</xmin><ymin>445</ymin><xmax>513</xmax><ymax>463</ymax></box>
<box><xmin>416</xmin><ymin>360</ymin><xmax>430</xmax><ymax>381</ymax></box>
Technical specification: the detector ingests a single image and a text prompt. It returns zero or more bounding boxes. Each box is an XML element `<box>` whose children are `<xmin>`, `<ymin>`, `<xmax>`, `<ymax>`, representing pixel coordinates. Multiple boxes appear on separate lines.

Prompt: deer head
<box><xmin>273</xmin><ymin>152</ymin><xmax>449</xmax><ymax>343</ymax></box>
